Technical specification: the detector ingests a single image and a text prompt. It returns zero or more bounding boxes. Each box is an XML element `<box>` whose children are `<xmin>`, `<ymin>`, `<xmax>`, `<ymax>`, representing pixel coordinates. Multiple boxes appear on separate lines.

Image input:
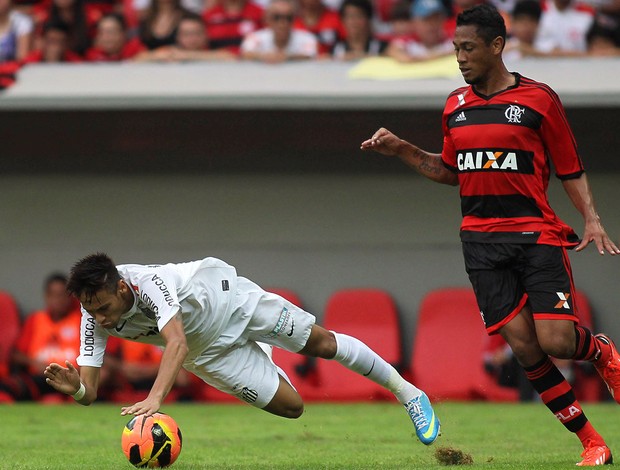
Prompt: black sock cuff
<box><xmin>523</xmin><ymin>356</ymin><xmax>550</xmax><ymax>373</ymax></box>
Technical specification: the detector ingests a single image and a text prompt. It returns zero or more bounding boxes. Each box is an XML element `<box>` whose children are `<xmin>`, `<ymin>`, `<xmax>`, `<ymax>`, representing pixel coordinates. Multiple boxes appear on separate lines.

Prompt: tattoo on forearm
<box><xmin>414</xmin><ymin>150</ymin><xmax>441</xmax><ymax>175</ymax></box>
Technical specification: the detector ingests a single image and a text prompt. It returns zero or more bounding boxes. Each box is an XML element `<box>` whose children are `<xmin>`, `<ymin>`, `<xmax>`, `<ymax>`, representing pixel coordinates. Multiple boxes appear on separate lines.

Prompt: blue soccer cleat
<box><xmin>404</xmin><ymin>392</ymin><xmax>441</xmax><ymax>445</ymax></box>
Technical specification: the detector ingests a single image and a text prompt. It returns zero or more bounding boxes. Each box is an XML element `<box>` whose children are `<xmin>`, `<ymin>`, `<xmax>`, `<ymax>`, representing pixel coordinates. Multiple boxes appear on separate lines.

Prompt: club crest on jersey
<box><xmin>505</xmin><ymin>105</ymin><xmax>525</xmax><ymax>123</ymax></box>
<box><xmin>456</xmin><ymin>148</ymin><xmax>534</xmax><ymax>174</ymax></box>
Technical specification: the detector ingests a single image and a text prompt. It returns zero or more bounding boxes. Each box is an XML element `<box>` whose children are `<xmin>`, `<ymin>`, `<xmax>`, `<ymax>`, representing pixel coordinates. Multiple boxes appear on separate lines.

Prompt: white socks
<box><xmin>331</xmin><ymin>332</ymin><xmax>421</xmax><ymax>404</ymax></box>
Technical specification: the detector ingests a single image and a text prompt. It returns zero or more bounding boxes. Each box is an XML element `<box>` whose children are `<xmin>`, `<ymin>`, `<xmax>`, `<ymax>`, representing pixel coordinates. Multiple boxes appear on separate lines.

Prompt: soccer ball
<box><xmin>121</xmin><ymin>412</ymin><xmax>182</xmax><ymax>468</ymax></box>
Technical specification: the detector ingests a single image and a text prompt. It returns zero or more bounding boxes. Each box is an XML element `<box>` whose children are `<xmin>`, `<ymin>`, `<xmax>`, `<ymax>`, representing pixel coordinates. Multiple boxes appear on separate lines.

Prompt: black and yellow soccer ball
<box><xmin>121</xmin><ymin>412</ymin><xmax>182</xmax><ymax>468</ymax></box>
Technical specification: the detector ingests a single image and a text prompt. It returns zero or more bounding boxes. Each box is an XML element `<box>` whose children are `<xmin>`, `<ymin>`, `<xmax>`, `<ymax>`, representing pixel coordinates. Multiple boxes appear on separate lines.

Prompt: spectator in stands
<box><xmin>533</xmin><ymin>0</ymin><xmax>594</xmax><ymax>55</ymax></box>
<box><xmin>132</xmin><ymin>0</ymin><xmax>205</xmax><ymax>25</ymax></box>
<box><xmin>590</xmin><ymin>1</ymin><xmax>620</xmax><ymax>49</ymax></box>
<box><xmin>386</xmin><ymin>0</ymin><xmax>415</xmax><ymax>39</ymax></box>
<box><xmin>587</xmin><ymin>20</ymin><xmax>620</xmax><ymax>54</ymax></box>
<box><xmin>503</xmin><ymin>0</ymin><xmax>541</xmax><ymax>60</ymax></box>
<box><xmin>331</xmin><ymin>0</ymin><xmax>386</xmax><ymax>60</ymax></box>
<box><xmin>0</xmin><ymin>0</ymin><xmax>33</xmax><ymax>62</ymax></box>
<box><xmin>445</xmin><ymin>0</ymin><xmax>485</xmax><ymax>36</ymax></box>
<box><xmin>35</xmin><ymin>0</ymin><xmax>93</xmax><ymax>55</ymax></box>
<box><xmin>241</xmin><ymin>0</ymin><xmax>318</xmax><ymax>62</ymax></box>
<box><xmin>136</xmin><ymin>11</ymin><xmax>235</xmax><ymax>59</ymax></box>
<box><xmin>294</xmin><ymin>0</ymin><xmax>343</xmax><ymax>54</ymax></box>
<box><xmin>85</xmin><ymin>12</ymin><xmax>145</xmax><ymax>60</ymax></box>
<box><xmin>488</xmin><ymin>0</ymin><xmax>516</xmax><ymax>17</ymax></box>
<box><xmin>139</xmin><ymin>0</ymin><xmax>191</xmax><ymax>50</ymax></box>
<box><xmin>0</xmin><ymin>273</ymin><xmax>81</xmax><ymax>401</ymax></box>
<box><xmin>202</xmin><ymin>0</ymin><xmax>263</xmax><ymax>54</ymax></box>
<box><xmin>22</xmin><ymin>20</ymin><xmax>82</xmax><ymax>62</ymax></box>
<box><xmin>81</xmin><ymin>0</ymin><xmax>121</xmax><ymax>23</ymax></box>
<box><xmin>386</xmin><ymin>0</ymin><xmax>453</xmax><ymax>62</ymax></box>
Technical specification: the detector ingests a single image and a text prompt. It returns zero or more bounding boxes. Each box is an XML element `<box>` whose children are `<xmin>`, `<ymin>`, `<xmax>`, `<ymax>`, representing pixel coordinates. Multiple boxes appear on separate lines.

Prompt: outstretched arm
<box><xmin>562</xmin><ymin>173</ymin><xmax>620</xmax><ymax>255</ymax></box>
<box><xmin>44</xmin><ymin>362</ymin><xmax>100</xmax><ymax>405</ymax></box>
<box><xmin>120</xmin><ymin>312</ymin><xmax>189</xmax><ymax>417</ymax></box>
<box><xmin>360</xmin><ymin>127</ymin><xmax>458</xmax><ymax>186</ymax></box>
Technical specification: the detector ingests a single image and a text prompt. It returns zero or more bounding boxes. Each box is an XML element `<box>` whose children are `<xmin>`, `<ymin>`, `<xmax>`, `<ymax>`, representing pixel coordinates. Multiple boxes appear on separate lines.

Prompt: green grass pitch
<box><xmin>2</xmin><ymin>401</ymin><xmax>618</xmax><ymax>469</ymax></box>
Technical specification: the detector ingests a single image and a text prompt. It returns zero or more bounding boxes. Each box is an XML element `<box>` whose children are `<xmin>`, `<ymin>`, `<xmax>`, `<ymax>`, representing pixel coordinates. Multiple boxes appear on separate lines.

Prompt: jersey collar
<box><xmin>472</xmin><ymin>72</ymin><xmax>521</xmax><ymax>101</ymax></box>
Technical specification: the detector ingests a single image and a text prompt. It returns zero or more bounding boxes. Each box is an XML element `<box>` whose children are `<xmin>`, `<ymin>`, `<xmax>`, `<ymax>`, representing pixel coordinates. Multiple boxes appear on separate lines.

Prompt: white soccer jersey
<box><xmin>390</xmin><ymin>36</ymin><xmax>454</xmax><ymax>60</ymax></box>
<box><xmin>241</xmin><ymin>28</ymin><xmax>318</xmax><ymax>57</ymax></box>
<box><xmin>534</xmin><ymin>0</ymin><xmax>594</xmax><ymax>53</ymax></box>
<box><xmin>77</xmin><ymin>257</ymin><xmax>241</xmax><ymax>368</ymax></box>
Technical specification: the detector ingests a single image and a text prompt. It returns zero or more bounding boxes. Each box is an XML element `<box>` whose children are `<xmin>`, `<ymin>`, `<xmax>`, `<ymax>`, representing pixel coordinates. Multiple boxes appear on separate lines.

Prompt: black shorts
<box><xmin>462</xmin><ymin>242</ymin><xmax>579</xmax><ymax>334</ymax></box>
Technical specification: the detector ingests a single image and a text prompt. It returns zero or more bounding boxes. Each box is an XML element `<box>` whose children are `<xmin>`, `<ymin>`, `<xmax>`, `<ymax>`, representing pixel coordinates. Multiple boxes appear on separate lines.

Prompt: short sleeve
<box><xmin>76</xmin><ymin>309</ymin><xmax>109</xmax><ymax>367</ymax></box>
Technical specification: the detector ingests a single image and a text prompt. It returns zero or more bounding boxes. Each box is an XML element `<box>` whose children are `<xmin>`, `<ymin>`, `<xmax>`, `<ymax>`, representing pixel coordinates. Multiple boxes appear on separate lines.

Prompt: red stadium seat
<box><xmin>0</xmin><ymin>291</ymin><xmax>20</xmax><ymax>380</ymax></box>
<box><xmin>410</xmin><ymin>288</ymin><xmax>519</xmax><ymax>402</ymax></box>
<box><xmin>306</xmin><ymin>289</ymin><xmax>402</xmax><ymax>402</ymax></box>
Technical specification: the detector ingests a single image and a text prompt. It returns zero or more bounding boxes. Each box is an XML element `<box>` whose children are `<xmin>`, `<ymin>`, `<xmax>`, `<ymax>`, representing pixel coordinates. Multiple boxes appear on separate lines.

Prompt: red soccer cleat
<box><xmin>594</xmin><ymin>334</ymin><xmax>620</xmax><ymax>404</ymax></box>
<box><xmin>576</xmin><ymin>444</ymin><xmax>613</xmax><ymax>466</ymax></box>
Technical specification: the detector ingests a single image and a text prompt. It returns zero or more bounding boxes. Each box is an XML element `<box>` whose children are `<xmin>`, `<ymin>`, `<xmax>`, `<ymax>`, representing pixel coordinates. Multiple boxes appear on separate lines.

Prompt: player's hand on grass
<box><xmin>575</xmin><ymin>217</ymin><xmax>620</xmax><ymax>255</ymax></box>
<box><xmin>360</xmin><ymin>128</ymin><xmax>404</xmax><ymax>157</ymax></box>
<box><xmin>44</xmin><ymin>361</ymin><xmax>81</xmax><ymax>395</ymax></box>
<box><xmin>121</xmin><ymin>396</ymin><xmax>162</xmax><ymax>417</ymax></box>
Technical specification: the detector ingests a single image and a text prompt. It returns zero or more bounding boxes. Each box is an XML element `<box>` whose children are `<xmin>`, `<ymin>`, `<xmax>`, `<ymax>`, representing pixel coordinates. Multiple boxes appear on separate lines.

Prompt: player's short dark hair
<box><xmin>457</xmin><ymin>4</ymin><xmax>506</xmax><ymax>45</ymax></box>
<box><xmin>67</xmin><ymin>253</ymin><xmax>121</xmax><ymax>301</ymax></box>
<box><xmin>512</xmin><ymin>0</ymin><xmax>541</xmax><ymax>22</ymax></box>
<box><xmin>340</xmin><ymin>0</ymin><xmax>374</xmax><ymax>20</ymax></box>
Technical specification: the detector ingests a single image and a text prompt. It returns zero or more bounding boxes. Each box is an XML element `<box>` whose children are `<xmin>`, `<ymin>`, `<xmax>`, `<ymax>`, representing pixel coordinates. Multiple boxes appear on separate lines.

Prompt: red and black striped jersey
<box><xmin>203</xmin><ymin>2</ymin><xmax>263</xmax><ymax>54</ymax></box>
<box><xmin>441</xmin><ymin>73</ymin><xmax>583</xmax><ymax>246</ymax></box>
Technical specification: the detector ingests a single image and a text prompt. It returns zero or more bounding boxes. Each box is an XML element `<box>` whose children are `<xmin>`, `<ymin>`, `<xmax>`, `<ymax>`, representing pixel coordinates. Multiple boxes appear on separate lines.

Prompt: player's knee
<box><xmin>505</xmin><ymin>336</ymin><xmax>544</xmax><ymax>366</ymax></box>
<box><xmin>284</xmin><ymin>401</ymin><xmax>304</xmax><ymax>419</ymax></box>
<box><xmin>301</xmin><ymin>328</ymin><xmax>337</xmax><ymax>359</ymax></box>
<box><xmin>268</xmin><ymin>399</ymin><xmax>304</xmax><ymax>419</ymax></box>
<box><xmin>539</xmin><ymin>334</ymin><xmax>575</xmax><ymax>359</ymax></box>
<box><xmin>313</xmin><ymin>332</ymin><xmax>337</xmax><ymax>359</ymax></box>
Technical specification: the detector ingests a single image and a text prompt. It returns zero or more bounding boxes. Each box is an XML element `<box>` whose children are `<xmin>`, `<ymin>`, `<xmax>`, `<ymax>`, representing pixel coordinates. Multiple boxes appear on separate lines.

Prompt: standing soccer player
<box><xmin>44</xmin><ymin>253</ymin><xmax>440</xmax><ymax>446</ymax></box>
<box><xmin>361</xmin><ymin>4</ymin><xmax>620</xmax><ymax>466</ymax></box>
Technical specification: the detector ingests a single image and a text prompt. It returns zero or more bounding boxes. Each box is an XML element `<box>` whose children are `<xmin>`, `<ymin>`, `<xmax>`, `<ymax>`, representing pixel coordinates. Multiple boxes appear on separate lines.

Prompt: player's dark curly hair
<box><xmin>457</xmin><ymin>4</ymin><xmax>506</xmax><ymax>46</ymax></box>
<box><xmin>67</xmin><ymin>252</ymin><xmax>121</xmax><ymax>301</ymax></box>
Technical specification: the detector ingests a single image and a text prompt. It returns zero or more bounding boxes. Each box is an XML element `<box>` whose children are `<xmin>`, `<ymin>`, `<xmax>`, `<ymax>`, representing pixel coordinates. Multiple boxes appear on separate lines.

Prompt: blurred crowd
<box><xmin>1</xmin><ymin>0</ymin><xmax>620</xmax><ymax>87</ymax></box>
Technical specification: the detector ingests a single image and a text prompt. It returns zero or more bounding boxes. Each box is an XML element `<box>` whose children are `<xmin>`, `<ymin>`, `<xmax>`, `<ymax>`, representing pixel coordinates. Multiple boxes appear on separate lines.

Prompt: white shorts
<box><xmin>184</xmin><ymin>277</ymin><xmax>316</xmax><ymax>408</ymax></box>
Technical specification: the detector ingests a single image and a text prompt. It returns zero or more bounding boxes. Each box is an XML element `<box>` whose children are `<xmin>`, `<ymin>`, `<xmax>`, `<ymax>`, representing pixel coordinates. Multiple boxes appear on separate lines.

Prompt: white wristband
<box><xmin>72</xmin><ymin>383</ymin><xmax>86</xmax><ymax>401</ymax></box>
